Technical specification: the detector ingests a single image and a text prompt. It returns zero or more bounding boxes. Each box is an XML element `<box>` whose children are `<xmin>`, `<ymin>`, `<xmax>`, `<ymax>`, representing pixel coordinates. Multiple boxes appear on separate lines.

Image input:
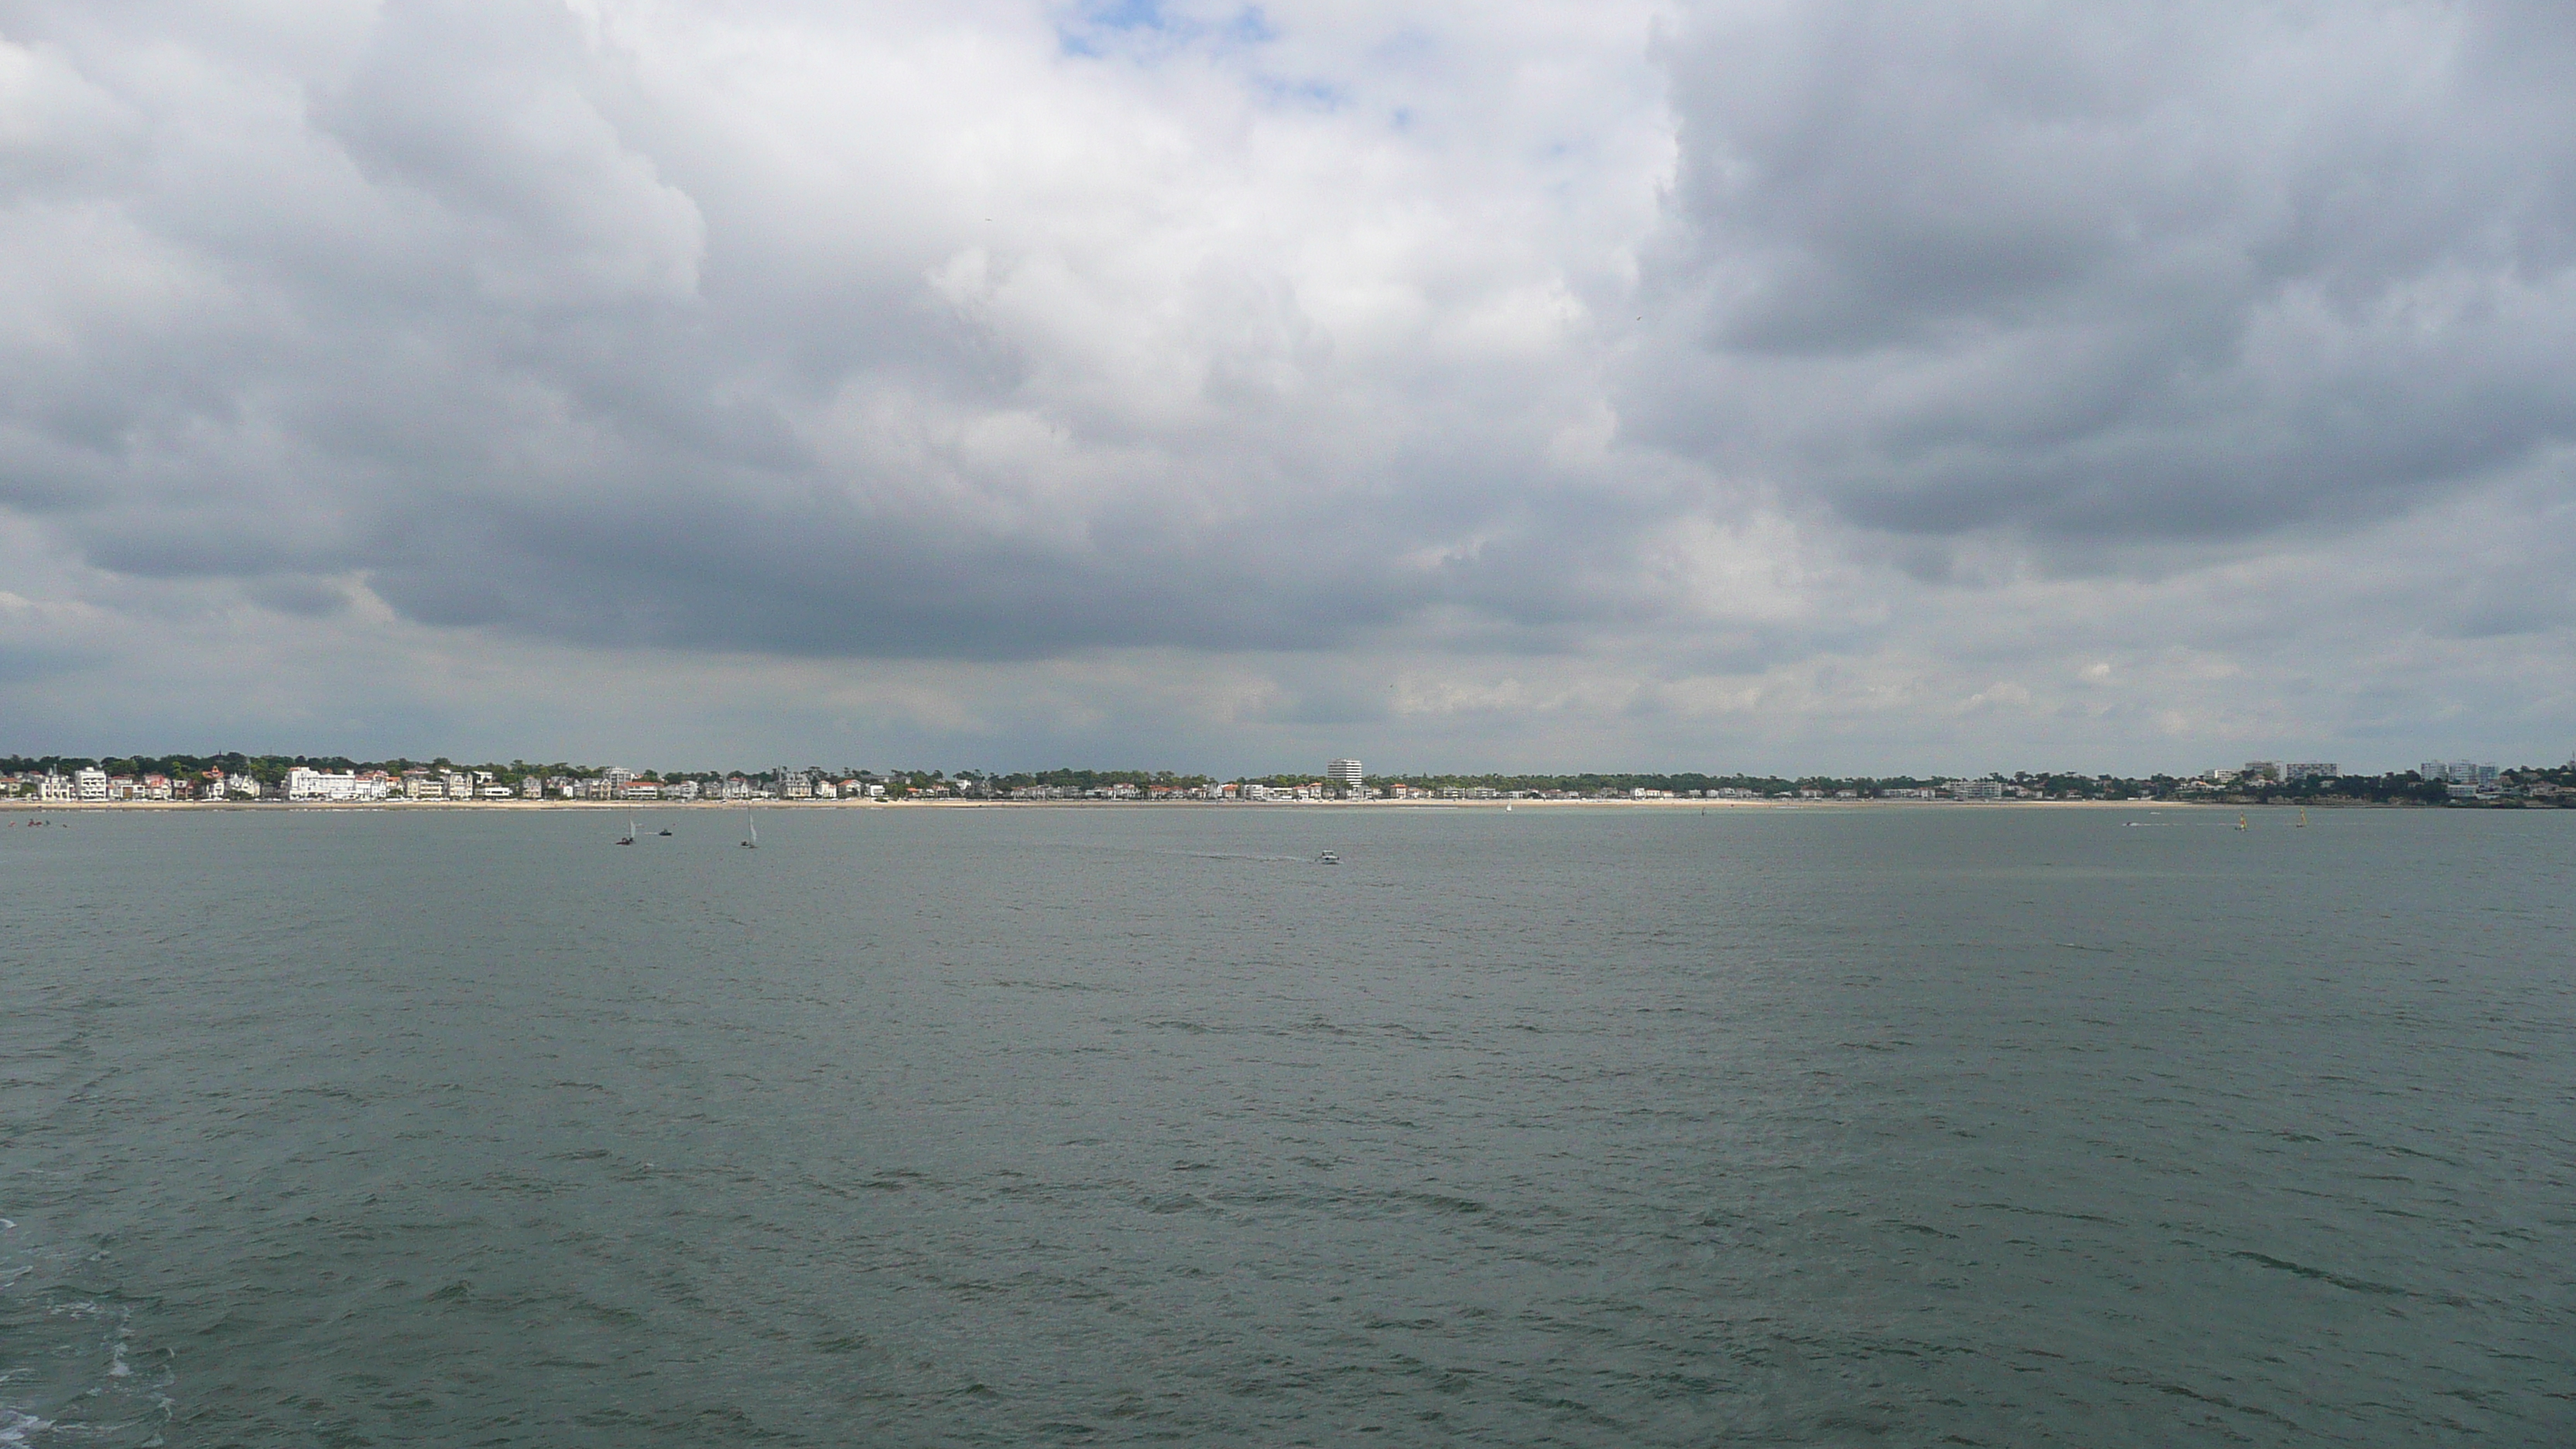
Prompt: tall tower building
<box><xmin>1327</xmin><ymin>759</ymin><xmax>1363</xmax><ymax>789</ymax></box>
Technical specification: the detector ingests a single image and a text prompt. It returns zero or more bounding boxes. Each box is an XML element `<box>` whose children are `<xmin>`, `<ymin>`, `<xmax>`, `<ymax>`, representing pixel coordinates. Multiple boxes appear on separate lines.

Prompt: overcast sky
<box><xmin>2</xmin><ymin>0</ymin><xmax>2571</xmax><ymax>775</ymax></box>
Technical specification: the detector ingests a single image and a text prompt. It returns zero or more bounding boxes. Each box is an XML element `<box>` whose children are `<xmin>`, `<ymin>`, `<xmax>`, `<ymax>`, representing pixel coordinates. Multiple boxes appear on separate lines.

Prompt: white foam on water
<box><xmin>0</xmin><ymin>1409</ymin><xmax>50</xmax><ymax>1445</ymax></box>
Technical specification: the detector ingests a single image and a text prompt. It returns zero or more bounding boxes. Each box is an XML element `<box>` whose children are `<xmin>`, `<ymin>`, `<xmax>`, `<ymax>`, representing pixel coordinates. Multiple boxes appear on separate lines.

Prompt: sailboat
<box><xmin>2236</xmin><ymin>814</ymin><xmax>2249</xmax><ymax>831</ymax></box>
<box><xmin>739</xmin><ymin>813</ymin><xmax>759</xmax><ymax>849</ymax></box>
<box><xmin>615</xmin><ymin>817</ymin><xmax>635</xmax><ymax>845</ymax></box>
<box><xmin>2296</xmin><ymin>807</ymin><xmax>2307</xmax><ymax>828</ymax></box>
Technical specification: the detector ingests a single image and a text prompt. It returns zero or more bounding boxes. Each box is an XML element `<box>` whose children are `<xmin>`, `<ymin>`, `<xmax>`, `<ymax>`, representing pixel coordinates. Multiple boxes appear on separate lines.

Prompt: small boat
<box><xmin>739</xmin><ymin>814</ymin><xmax>759</xmax><ymax>849</ymax></box>
<box><xmin>2296</xmin><ymin>807</ymin><xmax>2307</xmax><ymax>828</ymax></box>
<box><xmin>657</xmin><ymin>827</ymin><xmax>673</xmax><ymax>837</ymax></box>
<box><xmin>615</xmin><ymin>817</ymin><xmax>635</xmax><ymax>845</ymax></box>
<box><xmin>1317</xmin><ymin>851</ymin><xmax>1338</xmax><ymax>865</ymax></box>
<box><xmin>2236</xmin><ymin>814</ymin><xmax>2249</xmax><ymax>831</ymax></box>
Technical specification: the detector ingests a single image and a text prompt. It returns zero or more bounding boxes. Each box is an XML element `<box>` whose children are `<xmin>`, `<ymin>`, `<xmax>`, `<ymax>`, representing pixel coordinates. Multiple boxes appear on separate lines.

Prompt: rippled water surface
<box><xmin>4</xmin><ymin>804</ymin><xmax>2571</xmax><ymax>1446</ymax></box>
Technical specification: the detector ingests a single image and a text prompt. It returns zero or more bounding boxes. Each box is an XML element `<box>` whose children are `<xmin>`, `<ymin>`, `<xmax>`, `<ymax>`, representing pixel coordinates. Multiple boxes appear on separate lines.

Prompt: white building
<box><xmin>1947</xmin><ymin>779</ymin><xmax>2004</xmax><ymax>801</ymax></box>
<box><xmin>2283</xmin><ymin>762</ymin><xmax>2339</xmax><ymax>783</ymax></box>
<box><xmin>227</xmin><ymin>774</ymin><xmax>261</xmax><ymax>798</ymax></box>
<box><xmin>74</xmin><ymin>767</ymin><xmax>108</xmax><ymax>801</ymax></box>
<box><xmin>38</xmin><ymin>772</ymin><xmax>74</xmax><ymax>802</ymax></box>
<box><xmin>1327</xmin><ymin>759</ymin><xmax>1364</xmax><ymax>789</ymax></box>
<box><xmin>286</xmin><ymin>767</ymin><xmax>362</xmax><ymax>801</ymax></box>
<box><xmin>521</xmin><ymin>776</ymin><xmax>544</xmax><ymax>799</ymax></box>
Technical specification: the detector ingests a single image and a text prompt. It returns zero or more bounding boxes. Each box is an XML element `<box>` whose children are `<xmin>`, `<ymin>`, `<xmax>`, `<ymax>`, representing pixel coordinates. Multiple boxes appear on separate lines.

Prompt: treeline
<box><xmin>0</xmin><ymin>754</ymin><xmax>608</xmax><ymax>786</ymax></box>
<box><xmin>984</xmin><ymin>769</ymin><xmax>1215</xmax><ymax>790</ymax></box>
<box><xmin>1337</xmin><ymin>772</ymin><xmax>1949</xmax><ymax>794</ymax></box>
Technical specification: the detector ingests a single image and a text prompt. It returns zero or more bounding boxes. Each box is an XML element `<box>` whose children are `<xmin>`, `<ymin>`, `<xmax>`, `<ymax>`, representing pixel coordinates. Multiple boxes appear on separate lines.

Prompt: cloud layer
<box><xmin>1</xmin><ymin>1</ymin><xmax>2569</xmax><ymax>771</ymax></box>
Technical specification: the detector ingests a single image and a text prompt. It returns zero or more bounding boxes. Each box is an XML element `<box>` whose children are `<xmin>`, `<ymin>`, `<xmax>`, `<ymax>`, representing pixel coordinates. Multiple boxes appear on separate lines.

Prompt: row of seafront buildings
<box><xmin>22</xmin><ymin>766</ymin><xmax>264</xmax><ymax>802</ymax></box>
<box><xmin>15</xmin><ymin>766</ymin><xmax>532</xmax><ymax>803</ymax></box>
<box><xmin>4</xmin><ymin>764</ymin><xmax>906</xmax><ymax>804</ymax></box>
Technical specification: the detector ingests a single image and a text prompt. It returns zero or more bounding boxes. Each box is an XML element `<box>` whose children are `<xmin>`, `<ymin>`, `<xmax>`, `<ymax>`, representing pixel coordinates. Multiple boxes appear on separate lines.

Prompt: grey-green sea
<box><xmin>3</xmin><ymin>803</ymin><xmax>2570</xmax><ymax>1446</ymax></box>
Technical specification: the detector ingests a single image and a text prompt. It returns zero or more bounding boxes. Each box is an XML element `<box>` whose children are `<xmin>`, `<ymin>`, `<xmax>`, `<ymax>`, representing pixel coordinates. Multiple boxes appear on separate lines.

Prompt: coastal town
<box><xmin>3</xmin><ymin>754</ymin><xmax>2571</xmax><ymax>808</ymax></box>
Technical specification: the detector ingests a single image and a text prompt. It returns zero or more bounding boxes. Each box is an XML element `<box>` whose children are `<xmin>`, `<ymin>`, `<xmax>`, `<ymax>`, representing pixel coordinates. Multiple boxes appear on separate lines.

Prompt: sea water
<box><xmin>2</xmin><ymin>804</ymin><xmax>2569</xmax><ymax>1445</ymax></box>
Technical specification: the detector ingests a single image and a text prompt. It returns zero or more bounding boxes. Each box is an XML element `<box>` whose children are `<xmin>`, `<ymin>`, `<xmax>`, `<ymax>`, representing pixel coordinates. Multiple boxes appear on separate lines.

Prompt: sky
<box><xmin>2</xmin><ymin>0</ymin><xmax>2571</xmax><ymax>776</ymax></box>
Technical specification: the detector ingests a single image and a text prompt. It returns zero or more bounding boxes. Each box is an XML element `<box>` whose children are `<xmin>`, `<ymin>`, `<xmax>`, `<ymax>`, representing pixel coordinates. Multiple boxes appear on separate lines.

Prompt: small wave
<box><xmin>1971</xmin><ymin>1201</ymin><xmax>2122</xmax><ymax>1225</ymax></box>
<box><xmin>2132</xmin><ymin>1378</ymin><xmax>2303</xmax><ymax>1428</ymax></box>
<box><xmin>2231</xmin><ymin>1251</ymin><xmax>2409</xmax><ymax>1297</ymax></box>
<box><xmin>2363</xmin><ymin>1140</ymin><xmax>2465</xmax><ymax>1168</ymax></box>
<box><xmin>0</xmin><ymin>1410</ymin><xmax>52</xmax><ymax>1446</ymax></box>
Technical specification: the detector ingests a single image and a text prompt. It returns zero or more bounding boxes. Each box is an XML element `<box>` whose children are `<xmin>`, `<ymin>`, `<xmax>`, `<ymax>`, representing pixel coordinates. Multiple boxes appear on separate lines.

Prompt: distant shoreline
<box><xmin>1</xmin><ymin>796</ymin><xmax>2326</xmax><ymax>814</ymax></box>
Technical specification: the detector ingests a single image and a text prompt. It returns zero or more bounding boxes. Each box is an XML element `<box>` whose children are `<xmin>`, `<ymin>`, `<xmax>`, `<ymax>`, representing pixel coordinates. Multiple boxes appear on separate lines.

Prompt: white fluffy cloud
<box><xmin>0</xmin><ymin>0</ymin><xmax>2568</xmax><ymax>772</ymax></box>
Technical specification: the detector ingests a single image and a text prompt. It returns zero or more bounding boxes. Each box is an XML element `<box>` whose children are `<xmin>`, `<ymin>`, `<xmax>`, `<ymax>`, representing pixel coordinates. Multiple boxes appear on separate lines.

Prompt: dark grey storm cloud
<box><xmin>1636</xmin><ymin>0</ymin><xmax>2576</xmax><ymax>543</ymax></box>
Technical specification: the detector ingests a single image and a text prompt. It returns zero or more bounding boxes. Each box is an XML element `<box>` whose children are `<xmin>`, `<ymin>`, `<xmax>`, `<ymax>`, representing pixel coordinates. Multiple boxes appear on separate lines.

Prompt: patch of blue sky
<box><xmin>1221</xmin><ymin>7</ymin><xmax>1276</xmax><ymax>45</ymax></box>
<box><xmin>1250</xmin><ymin>74</ymin><xmax>1348</xmax><ymax>111</ymax></box>
<box><xmin>1087</xmin><ymin>0</ymin><xmax>1171</xmax><ymax>32</ymax></box>
<box><xmin>1054</xmin><ymin>2</ymin><xmax>1345</xmax><ymax>114</ymax></box>
<box><xmin>1057</xmin><ymin>2</ymin><xmax>1277</xmax><ymax>60</ymax></box>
